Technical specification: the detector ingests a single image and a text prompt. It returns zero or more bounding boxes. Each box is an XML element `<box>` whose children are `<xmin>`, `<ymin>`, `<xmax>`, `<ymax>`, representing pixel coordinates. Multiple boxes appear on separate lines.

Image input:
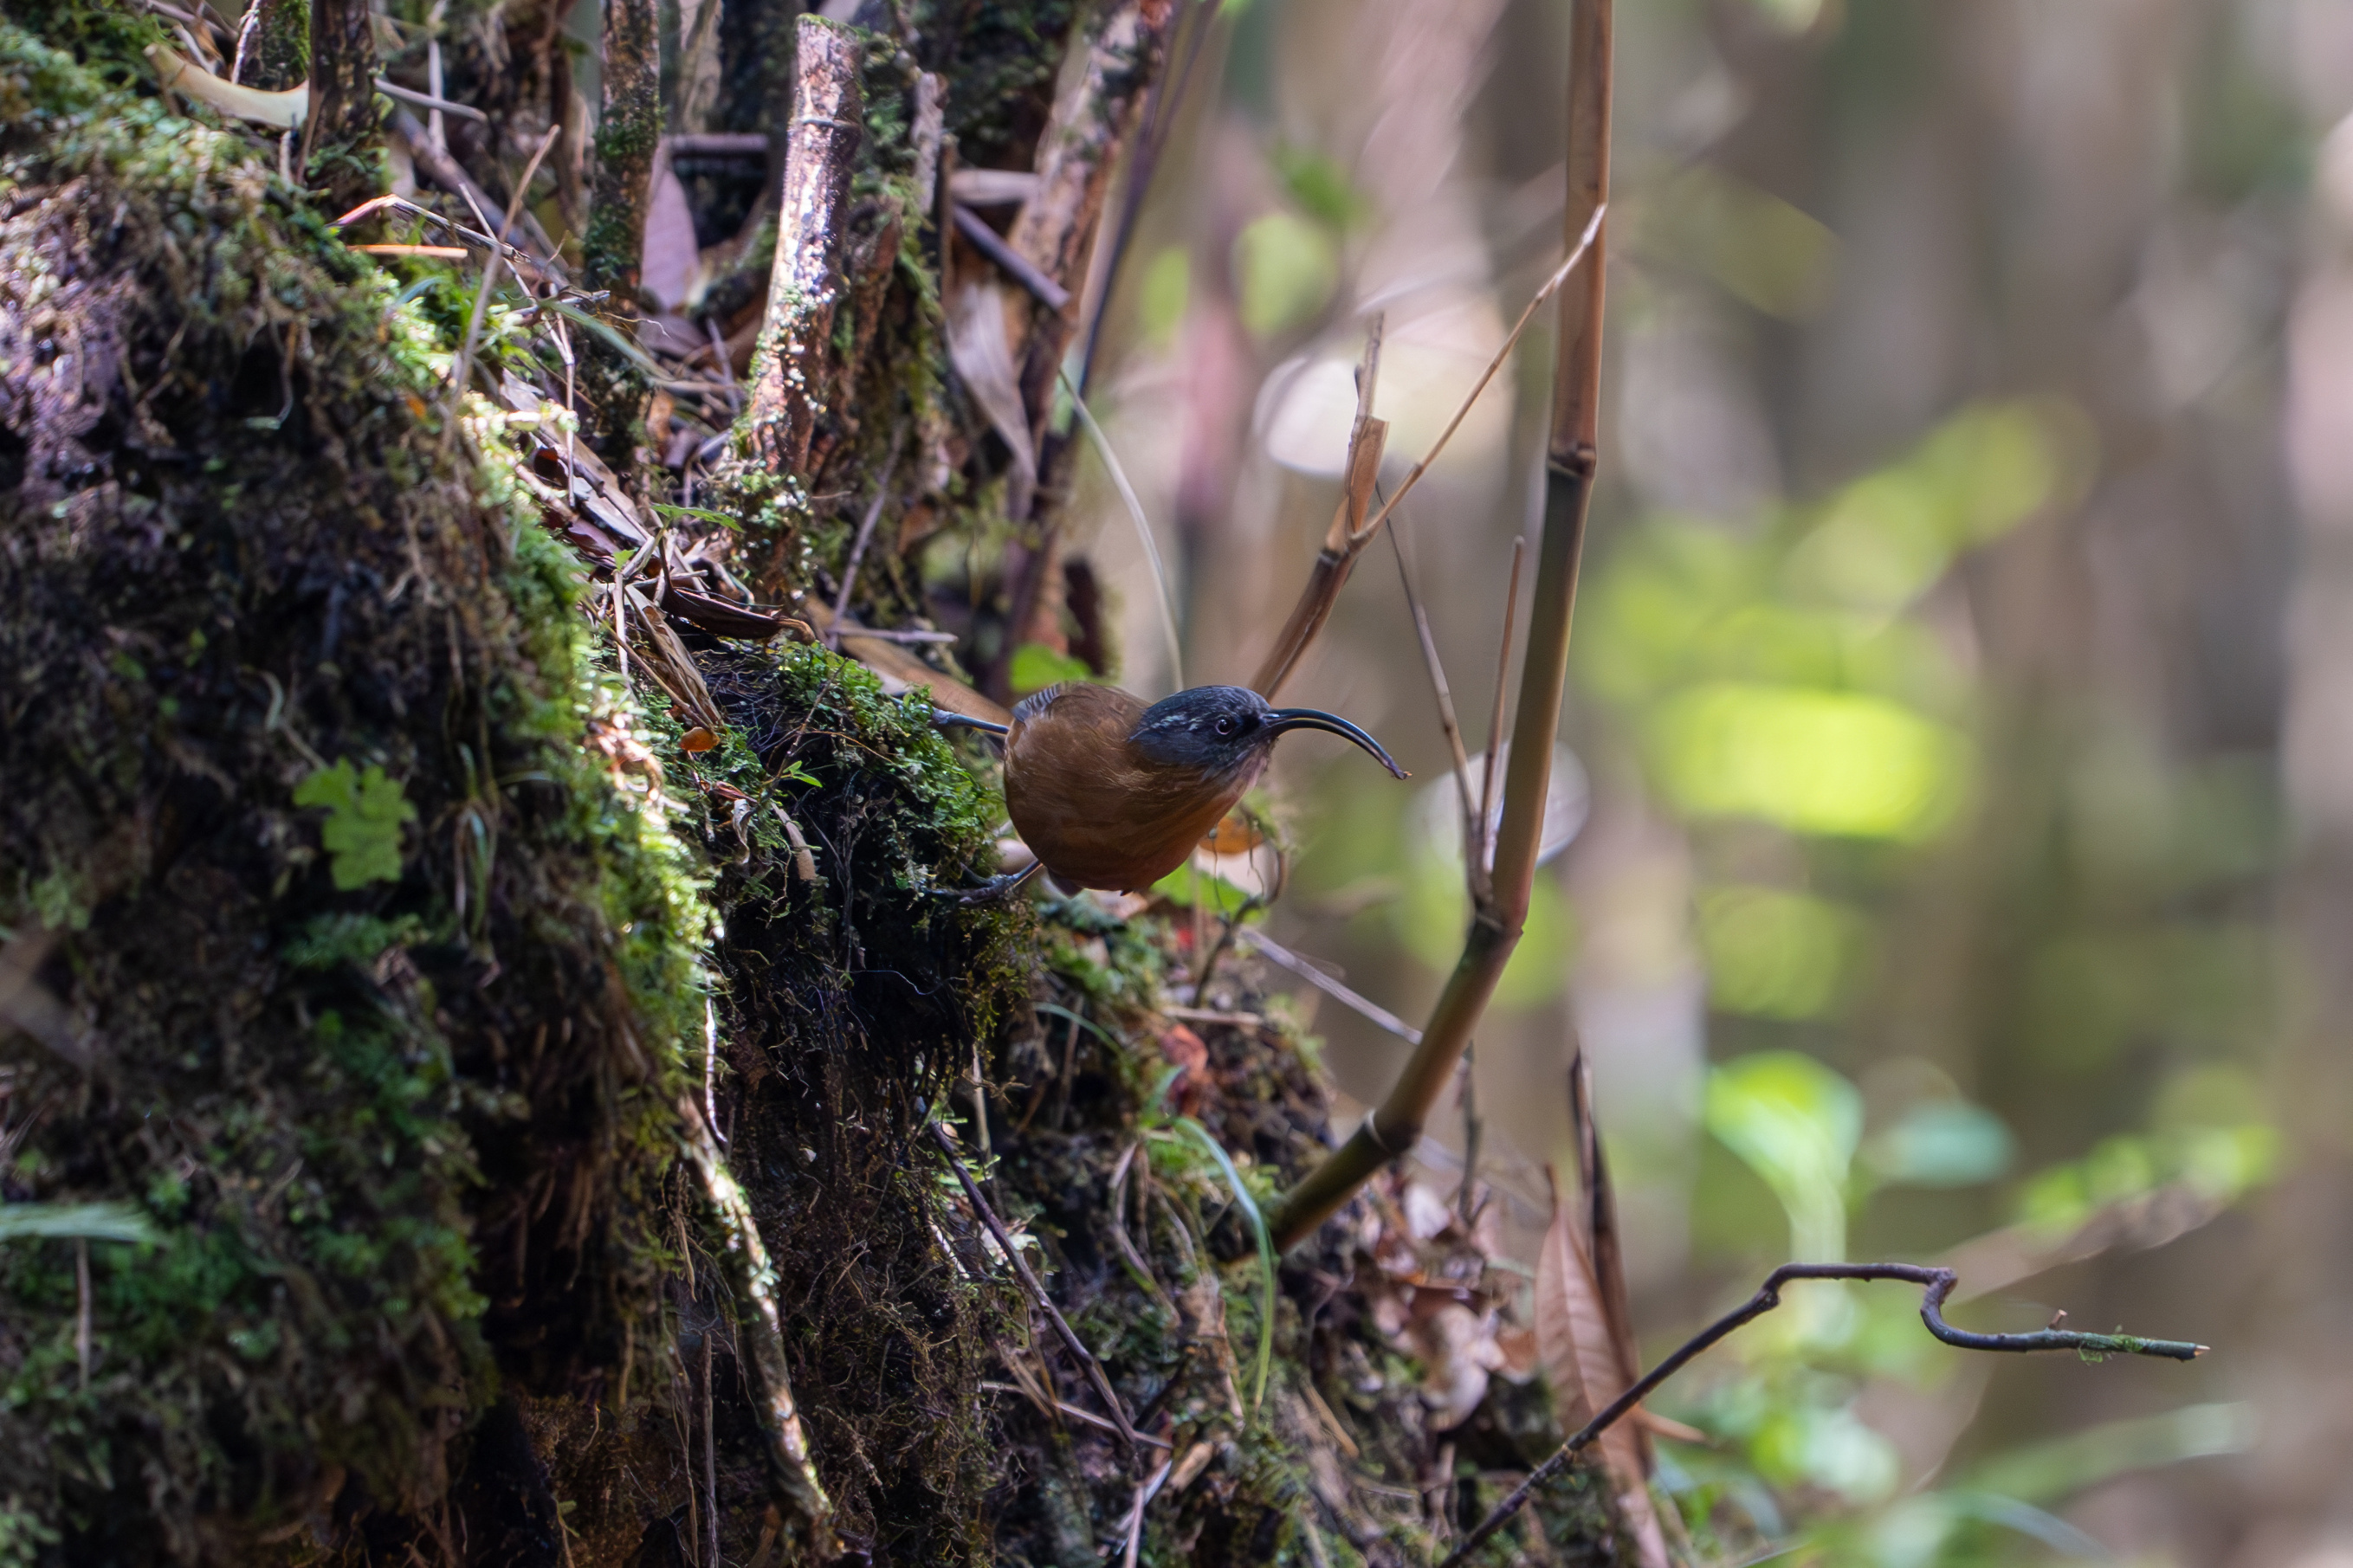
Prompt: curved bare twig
<box><xmin>1439</xmin><ymin>1261</ymin><xmax>2205</xmax><ymax>1566</ymax></box>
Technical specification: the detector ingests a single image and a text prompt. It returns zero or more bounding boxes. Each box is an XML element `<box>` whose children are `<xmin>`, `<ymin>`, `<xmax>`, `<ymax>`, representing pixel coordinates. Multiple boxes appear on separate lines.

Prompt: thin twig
<box><xmin>978</xmin><ymin>1383</ymin><xmax>1174</xmax><ymax>1448</ymax></box>
<box><xmin>1474</xmin><ymin>536</ymin><xmax>1527</xmax><ymax>892</ymax></box>
<box><xmin>1122</xmin><ymin>1457</ymin><xmax>1176</xmax><ymax>1567</ymax></box>
<box><xmin>928</xmin><ymin>1120</ymin><xmax>1141</xmax><ymax>1450</ymax></box>
<box><xmin>1352</xmin><ymin>203</ymin><xmax>1605</xmax><ymax>547</ymax></box>
<box><xmin>1238</xmin><ymin>928</ymin><xmax>1422</xmax><ymax>1046</ymax></box>
<box><xmin>1438</xmin><ymin>1262</ymin><xmax>2205</xmax><ymax>1567</ymax></box>
<box><xmin>1456</xmin><ymin>1041</ymin><xmax>1480</xmax><ymax>1229</ymax></box>
<box><xmin>376</xmin><ymin>76</ymin><xmax>488</xmax><ymax>125</ymax></box>
<box><xmin>1107</xmin><ymin>1144</ymin><xmax>1173</xmax><ymax>1313</ymax></box>
<box><xmin>953</xmin><ymin>205</ymin><xmax>1072</xmax><ymax>311</ymax></box>
<box><xmin>1387</xmin><ymin>517</ymin><xmax>1478</xmax><ymax>869</ymax></box>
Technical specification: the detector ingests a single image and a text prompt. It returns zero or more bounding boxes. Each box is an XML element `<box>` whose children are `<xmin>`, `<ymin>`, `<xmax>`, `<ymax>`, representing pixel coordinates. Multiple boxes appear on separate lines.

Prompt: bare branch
<box><xmin>743</xmin><ymin>16</ymin><xmax>864</xmax><ymax>491</ymax></box>
<box><xmin>676</xmin><ymin>1100</ymin><xmax>836</xmax><ymax>1549</ymax></box>
<box><xmin>953</xmin><ymin>206</ymin><xmax>1072</xmax><ymax>313</ymax></box>
<box><xmin>1440</xmin><ymin>1262</ymin><xmax>2205</xmax><ymax>1566</ymax></box>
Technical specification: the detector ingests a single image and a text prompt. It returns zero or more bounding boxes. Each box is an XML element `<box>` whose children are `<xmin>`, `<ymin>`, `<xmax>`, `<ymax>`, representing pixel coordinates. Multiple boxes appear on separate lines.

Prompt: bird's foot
<box><xmin>939</xmin><ymin>860</ymin><xmax>1044</xmax><ymax>903</ymax></box>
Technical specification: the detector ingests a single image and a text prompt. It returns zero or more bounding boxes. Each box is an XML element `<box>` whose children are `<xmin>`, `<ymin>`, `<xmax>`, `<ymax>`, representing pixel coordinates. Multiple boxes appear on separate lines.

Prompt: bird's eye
<box><xmin>1213</xmin><ymin>717</ymin><xmax>1238</xmax><ymax>737</ymax></box>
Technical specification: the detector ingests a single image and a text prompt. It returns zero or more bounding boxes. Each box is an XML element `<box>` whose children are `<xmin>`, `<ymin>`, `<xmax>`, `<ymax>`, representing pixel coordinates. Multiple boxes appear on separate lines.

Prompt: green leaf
<box><xmin>294</xmin><ymin>759</ymin><xmax>418</xmax><ymax>889</ymax></box>
<box><xmin>1176</xmin><ymin>1118</ymin><xmax>1277</xmax><ymax>1420</ymax></box>
<box><xmin>0</xmin><ymin>1200</ymin><xmax>159</xmax><ymax>1245</ymax></box>
<box><xmin>650</xmin><ymin>501</ymin><xmax>741</xmax><ymax>531</ymax></box>
<box><xmin>1150</xmin><ymin>861</ymin><xmax>1256</xmax><ymax>917</ymax></box>
<box><xmin>1008</xmin><ymin>642</ymin><xmax>1090</xmax><ymax>695</ymax></box>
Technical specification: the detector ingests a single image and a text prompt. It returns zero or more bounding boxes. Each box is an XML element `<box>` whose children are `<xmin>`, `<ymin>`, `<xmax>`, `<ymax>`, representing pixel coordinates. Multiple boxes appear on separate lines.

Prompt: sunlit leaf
<box><xmin>1783</xmin><ymin>470</ymin><xmax>1954</xmax><ymax>610</ymax></box>
<box><xmin>1150</xmin><ymin>861</ymin><xmax>1256</xmax><ymax>917</ymax></box>
<box><xmin>1753</xmin><ymin>1403</ymin><xmax>1900</xmax><ymax>1504</ymax></box>
<box><xmin>1007</xmin><ymin>642</ymin><xmax>1089</xmax><ymax>695</ymax></box>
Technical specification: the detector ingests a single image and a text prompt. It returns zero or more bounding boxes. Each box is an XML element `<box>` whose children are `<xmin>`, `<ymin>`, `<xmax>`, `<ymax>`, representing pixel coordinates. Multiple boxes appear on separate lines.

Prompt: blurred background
<box><xmin>1005</xmin><ymin>0</ymin><xmax>2353</xmax><ymax>1560</ymax></box>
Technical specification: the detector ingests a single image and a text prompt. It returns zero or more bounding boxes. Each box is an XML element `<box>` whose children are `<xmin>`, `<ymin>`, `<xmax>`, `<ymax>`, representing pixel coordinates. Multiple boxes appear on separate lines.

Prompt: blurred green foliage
<box><xmin>1234</xmin><ymin>210</ymin><xmax>1339</xmax><ymax>339</ymax></box>
<box><xmin>1568</xmin><ymin>392</ymin><xmax>2280</xmax><ymax>1559</ymax></box>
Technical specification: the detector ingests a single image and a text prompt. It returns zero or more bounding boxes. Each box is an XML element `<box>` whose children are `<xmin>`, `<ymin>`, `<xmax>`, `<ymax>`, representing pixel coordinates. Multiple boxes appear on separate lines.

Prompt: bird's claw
<box><xmin>937</xmin><ymin>861</ymin><xmax>1044</xmax><ymax>903</ymax></box>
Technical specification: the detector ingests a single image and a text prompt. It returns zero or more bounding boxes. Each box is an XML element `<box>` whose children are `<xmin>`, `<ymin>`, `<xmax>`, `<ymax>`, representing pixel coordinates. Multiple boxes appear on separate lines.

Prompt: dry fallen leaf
<box><xmin>944</xmin><ymin>281</ymin><xmax>1037</xmax><ymax>520</ymax></box>
<box><xmin>1536</xmin><ymin>1170</ymin><xmax>1671</xmax><ymax>1567</ymax></box>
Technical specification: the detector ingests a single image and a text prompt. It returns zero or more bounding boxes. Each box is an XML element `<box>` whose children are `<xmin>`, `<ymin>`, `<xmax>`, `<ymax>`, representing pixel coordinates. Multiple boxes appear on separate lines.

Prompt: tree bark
<box><xmin>581</xmin><ymin>0</ymin><xmax>660</xmax><ymax>461</ymax></box>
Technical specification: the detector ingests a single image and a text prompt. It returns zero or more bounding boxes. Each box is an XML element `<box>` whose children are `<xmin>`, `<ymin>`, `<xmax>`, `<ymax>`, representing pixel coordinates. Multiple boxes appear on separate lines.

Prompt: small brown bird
<box><xmin>945</xmin><ymin>682</ymin><xmax>1407</xmax><ymax>894</ymax></box>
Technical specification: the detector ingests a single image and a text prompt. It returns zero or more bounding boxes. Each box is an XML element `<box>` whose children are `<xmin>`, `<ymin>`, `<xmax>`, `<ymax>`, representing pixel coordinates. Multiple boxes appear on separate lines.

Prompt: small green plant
<box><xmin>294</xmin><ymin>760</ymin><xmax>418</xmax><ymax>889</ymax></box>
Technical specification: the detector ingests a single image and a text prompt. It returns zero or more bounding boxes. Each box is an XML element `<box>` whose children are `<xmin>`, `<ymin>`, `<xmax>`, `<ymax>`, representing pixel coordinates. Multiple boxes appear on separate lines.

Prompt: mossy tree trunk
<box><xmin>0</xmin><ymin>3</ymin><xmax>1643</xmax><ymax>1565</ymax></box>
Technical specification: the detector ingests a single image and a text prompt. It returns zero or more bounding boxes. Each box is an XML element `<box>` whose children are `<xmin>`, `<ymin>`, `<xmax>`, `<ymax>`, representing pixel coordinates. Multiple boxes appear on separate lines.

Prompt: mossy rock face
<box><xmin>0</xmin><ymin>18</ymin><xmax>700</xmax><ymax>1560</ymax></box>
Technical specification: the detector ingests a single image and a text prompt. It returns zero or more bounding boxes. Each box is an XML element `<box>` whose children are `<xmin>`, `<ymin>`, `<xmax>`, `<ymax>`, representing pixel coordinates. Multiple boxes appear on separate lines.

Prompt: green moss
<box><xmin>0</xmin><ymin>16</ymin><xmax>705</xmax><ymax>1557</ymax></box>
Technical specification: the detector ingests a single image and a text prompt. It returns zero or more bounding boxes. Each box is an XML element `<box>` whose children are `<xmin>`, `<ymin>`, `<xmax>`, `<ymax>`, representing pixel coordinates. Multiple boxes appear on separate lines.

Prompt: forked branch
<box><xmin>1438</xmin><ymin>1262</ymin><xmax>2205</xmax><ymax>1566</ymax></box>
<box><xmin>1270</xmin><ymin>0</ymin><xmax>1614</xmax><ymax>1249</ymax></box>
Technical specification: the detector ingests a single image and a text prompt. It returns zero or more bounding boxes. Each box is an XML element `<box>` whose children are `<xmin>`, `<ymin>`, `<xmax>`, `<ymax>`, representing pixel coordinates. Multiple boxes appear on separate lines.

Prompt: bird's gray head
<box><xmin>1128</xmin><ymin>685</ymin><xmax>1407</xmax><ymax>780</ymax></box>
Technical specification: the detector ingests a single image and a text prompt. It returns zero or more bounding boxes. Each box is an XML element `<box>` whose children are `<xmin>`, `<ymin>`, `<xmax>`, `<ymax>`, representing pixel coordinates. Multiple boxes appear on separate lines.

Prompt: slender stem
<box><xmin>1475</xmin><ymin>535</ymin><xmax>1526</xmax><ymax>895</ymax></box>
<box><xmin>953</xmin><ymin>205</ymin><xmax>1071</xmax><ymax>312</ymax></box>
<box><xmin>1250</xmin><ymin>322</ymin><xmax>1386</xmax><ymax>700</ymax></box>
<box><xmin>1064</xmin><ymin>371</ymin><xmax>1185</xmax><ymax>690</ymax></box>
<box><xmin>1438</xmin><ymin>1263</ymin><xmax>2205</xmax><ymax>1567</ymax></box>
<box><xmin>1387</xmin><ymin>517</ymin><xmax>1477</xmax><ymax>866</ymax></box>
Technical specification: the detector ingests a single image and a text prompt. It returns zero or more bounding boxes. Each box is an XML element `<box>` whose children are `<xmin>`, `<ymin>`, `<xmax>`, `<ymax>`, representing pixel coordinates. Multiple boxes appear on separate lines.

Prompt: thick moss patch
<box><xmin>0</xmin><ymin>19</ymin><xmax>701</xmax><ymax>1559</ymax></box>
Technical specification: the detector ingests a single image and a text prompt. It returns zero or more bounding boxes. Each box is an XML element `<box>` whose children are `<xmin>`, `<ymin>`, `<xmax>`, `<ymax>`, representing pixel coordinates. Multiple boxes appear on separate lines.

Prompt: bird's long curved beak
<box><xmin>1268</xmin><ymin>708</ymin><xmax>1410</xmax><ymax>779</ymax></box>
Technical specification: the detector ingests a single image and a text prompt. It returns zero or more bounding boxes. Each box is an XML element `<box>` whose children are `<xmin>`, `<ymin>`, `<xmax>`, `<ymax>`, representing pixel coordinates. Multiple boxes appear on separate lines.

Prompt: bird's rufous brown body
<box><xmin>1000</xmin><ymin>682</ymin><xmax>1405</xmax><ymax>893</ymax></box>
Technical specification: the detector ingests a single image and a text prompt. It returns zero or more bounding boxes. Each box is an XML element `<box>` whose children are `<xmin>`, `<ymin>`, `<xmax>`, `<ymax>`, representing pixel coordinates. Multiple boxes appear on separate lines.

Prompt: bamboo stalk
<box><xmin>1270</xmin><ymin>0</ymin><xmax>1612</xmax><ymax>1251</ymax></box>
